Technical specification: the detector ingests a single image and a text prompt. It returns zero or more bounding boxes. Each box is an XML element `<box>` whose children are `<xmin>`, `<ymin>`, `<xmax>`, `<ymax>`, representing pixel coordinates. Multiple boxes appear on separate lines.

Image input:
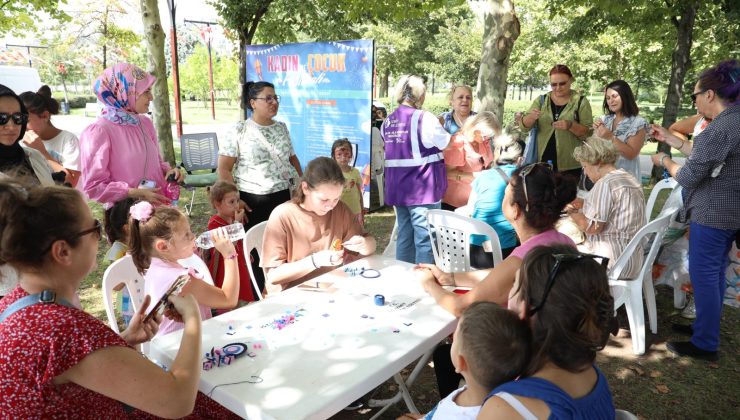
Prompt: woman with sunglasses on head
<box><xmin>416</xmin><ymin>163</ymin><xmax>576</xmax><ymax>398</ymax></box>
<box><xmin>567</xmin><ymin>137</ymin><xmax>645</xmax><ymax>277</ymax></box>
<box><xmin>0</xmin><ymin>84</ymin><xmax>54</xmax><ymax>298</ymax></box>
<box><xmin>441</xmin><ymin>111</ymin><xmax>496</xmax><ymax>211</ymax></box>
<box><xmin>478</xmin><ymin>245</ymin><xmax>615</xmax><ymax>419</ymax></box>
<box><xmin>79</xmin><ymin>63</ymin><xmax>183</xmax><ymax>208</ymax></box>
<box><xmin>0</xmin><ymin>179</ymin><xmax>238</xmax><ymax>418</ymax></box>
<box><xmin>650</xmin><ymin>60</ymin><xmax>740</xmax><ymax>361</ymax></box>
<box><xmin>593</xmin><ymin>80</ymin><xmax>648</xmax><ymax>183</ymax></box>
<box><xmin>520</xmin><ymin>64</ymin><xmax>592</xmax><ymax>179</ymax></box>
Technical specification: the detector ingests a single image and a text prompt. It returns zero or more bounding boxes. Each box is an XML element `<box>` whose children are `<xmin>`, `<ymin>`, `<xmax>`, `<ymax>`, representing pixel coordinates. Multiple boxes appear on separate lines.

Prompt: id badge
<box><xmin>139</xmin><ymin>179</ymin><xmax>157</xmax><ymax>189</ymax></box>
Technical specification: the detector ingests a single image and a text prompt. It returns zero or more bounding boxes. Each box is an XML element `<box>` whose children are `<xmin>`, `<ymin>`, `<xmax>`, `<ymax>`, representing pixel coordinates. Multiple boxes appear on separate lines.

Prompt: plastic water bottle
<box><xmin>164</xmin><ymin>174</ymin><xmax>180</xmax><ymax>206</ymax></box>
<box><xmin>195</xmin><ymin>223</ymin><xmax>246</xmax><ymax>249</ymax></box>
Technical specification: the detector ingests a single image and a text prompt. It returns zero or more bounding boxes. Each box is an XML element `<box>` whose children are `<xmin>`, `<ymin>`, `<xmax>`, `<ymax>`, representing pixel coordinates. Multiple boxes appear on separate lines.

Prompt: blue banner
<box><xmin>246</xmin><ymin>40</ymin><xmax>375</xmax><ymax>205</ymax></box>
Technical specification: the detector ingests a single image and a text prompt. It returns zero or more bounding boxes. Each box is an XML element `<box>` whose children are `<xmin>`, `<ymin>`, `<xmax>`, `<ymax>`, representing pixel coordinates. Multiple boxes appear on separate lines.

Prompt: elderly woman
<box><xmin>593</xmin><ymin>80</ymin><xmax>648</xmax><ymax>183</ymax></box>
<box><xmin>567</xmin><ymin>137</ymin><xmax>645</xmax><ymax>277</ymax></box>
<box><xmin>520</xmin><ymin>64</ymin><xmax>592</xmax><ymax>179</ymax></box>
<box><xmin>79</xmin><ymin>63</ymin><xmax>182</xmax><ymax>207</ymax></box>
<box><xmin>651</xmin><ymin>59</ymin><xmax>740</xmax><ymax>361</ymax></box>
<box><xmin>382</xmin><ymin>75</ymin><xmax>451</xmax><ymax>264</ymax></box>
<box><xmin>441</xmin><ymin>111</ymin><xmax>495</xmax><ymax>210</ymax></box>
<box><xmin>438</xmin><ymin>84</ymin><xmax>476</xmax><ymax>135</ymax></box>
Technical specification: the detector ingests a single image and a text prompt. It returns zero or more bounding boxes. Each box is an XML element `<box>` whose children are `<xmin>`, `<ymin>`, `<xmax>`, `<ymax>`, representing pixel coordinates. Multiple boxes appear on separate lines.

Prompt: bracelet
<box><xmin>677</xmin><ymin>138</ymin><xmax>686</xmax><ymax>150</ymax></box>
<box><xmin>225</xmin><ymin>252</ymin><xmax>238</xmax><ymax>260</ymax></box>
<box><xmin>661</xmin><ymin>154</ymin><xmax>671</xmax><ymax>168</ymax></box>
<box><xmin>310</xmin><ymin>253</ymin><xmax>318</xmax><ymax>268</ymax></box>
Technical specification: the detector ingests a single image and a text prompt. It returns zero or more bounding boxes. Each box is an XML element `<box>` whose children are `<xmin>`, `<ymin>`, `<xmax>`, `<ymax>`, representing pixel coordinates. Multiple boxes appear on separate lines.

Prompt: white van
<box><xmin>0</xmin><ymin>65</ymin><xmax>42</xmax><ymax>94</ymax></box>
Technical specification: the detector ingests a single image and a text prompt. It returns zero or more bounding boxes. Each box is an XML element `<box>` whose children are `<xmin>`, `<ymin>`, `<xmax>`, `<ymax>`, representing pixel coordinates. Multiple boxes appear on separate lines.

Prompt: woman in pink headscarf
<box><xmin>79</xmin><ymin>63</ymin><xmax>182</xmax><ymax>207</ymax></box>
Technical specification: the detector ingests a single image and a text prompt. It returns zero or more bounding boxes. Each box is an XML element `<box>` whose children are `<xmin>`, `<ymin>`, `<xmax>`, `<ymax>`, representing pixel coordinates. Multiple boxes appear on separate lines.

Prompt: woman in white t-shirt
<box><xmin>20</xmin><ymin>86</ymin><xmax>81</xmax><ymax>187</ymax></box>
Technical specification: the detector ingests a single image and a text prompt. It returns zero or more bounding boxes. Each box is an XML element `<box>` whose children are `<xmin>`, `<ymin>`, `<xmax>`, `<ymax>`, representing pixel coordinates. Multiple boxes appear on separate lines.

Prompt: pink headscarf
<box><xmin>92</xmin><ymin>63</ymin><xmax>156</xmax><ymax>123</ymax></box>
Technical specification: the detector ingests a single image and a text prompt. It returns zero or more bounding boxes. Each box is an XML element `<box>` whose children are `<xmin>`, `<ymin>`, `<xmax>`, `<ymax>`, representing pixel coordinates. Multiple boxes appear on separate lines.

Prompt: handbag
<box><xmin>522</xmin><ymin>94</ymin><xmax>546</xmax><ymax>166</ymax></box>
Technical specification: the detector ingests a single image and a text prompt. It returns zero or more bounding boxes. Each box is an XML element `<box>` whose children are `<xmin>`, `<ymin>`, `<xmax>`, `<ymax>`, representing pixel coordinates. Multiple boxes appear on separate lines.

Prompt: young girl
<box><xmin>331</xmin><ymin>139</ymin><xmax>363</xmax><ymax>226</ymax></box>
<box><xmin>261</xmin><ymin>157</ymin><xmax>376</xmax><ymax>294</ymax></box>
<box><xmin>207</xmin><ymin>180</ymin><xmax>256</xmax><ymax>304</ymax></box>
<box><xmin>399</xmin><ymin>302</ymin><xmax>531</xmax><ymax>420</ymax></box>
<box><xmin>20</xmin><ymin>86</ymin><xmax>81</xmax><ymax>187</ymax></box>
<box><xmin>128</xmin><ymin>201</ymin><xmax>240</xmax><ymax>336</ymax></box>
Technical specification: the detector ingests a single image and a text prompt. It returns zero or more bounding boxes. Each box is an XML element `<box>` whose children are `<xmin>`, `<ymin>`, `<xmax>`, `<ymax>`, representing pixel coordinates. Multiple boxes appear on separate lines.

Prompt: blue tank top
<box><xmin>484</xmin><ymin>366</ymin><xmax>615</xmax><ymax>420</ymax></box>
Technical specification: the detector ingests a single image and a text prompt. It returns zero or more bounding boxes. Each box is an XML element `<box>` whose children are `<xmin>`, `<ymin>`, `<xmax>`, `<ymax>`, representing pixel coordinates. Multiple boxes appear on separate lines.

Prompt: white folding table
<box><xmin>149</xmin><ymin>255</ymin><xmax>457</xmax><ymax>420</ymax></box>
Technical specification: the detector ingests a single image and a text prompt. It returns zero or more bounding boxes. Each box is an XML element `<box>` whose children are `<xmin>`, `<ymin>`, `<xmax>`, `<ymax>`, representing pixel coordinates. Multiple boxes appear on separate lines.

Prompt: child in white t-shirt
<box><xmin>398</xmin><ymin>302</ymin><xmax>531</xmax><ymax>420</ymax></box>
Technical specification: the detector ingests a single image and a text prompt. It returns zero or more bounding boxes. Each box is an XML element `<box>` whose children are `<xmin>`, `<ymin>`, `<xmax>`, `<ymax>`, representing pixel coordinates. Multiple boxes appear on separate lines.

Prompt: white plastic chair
<box><xmin>645</xmin><ymin>177</ymin><xmax>678</xmax><ymax>222</ymax></box>
<box><xmin>243</xmin><ymin>221</ymin><xmax>268</xmax><ymax>300</ymax></box>
<box><xmin>616</xmin><ymin>409</ymin><xmax>639</xmax><ymax>420</ymax></box>
<box><xmin>609</xmin><ymin>212</ymin><xmax>674</xmax><ymax>355</ymax></box>
<box><xmin>101</xmin><ymin>255</ymin><xmax>145</xmax><ymax>334</ymax></box>
<box><xmin>383</xmin><ymin>220</ymin><xmax>398</xmax><ymax>257</ymax></box>
<box><xmin>177</xmin><ymin>254</ymin><xmax>215</xmax><ymax>286</ymax></box>
<box><xmin>427</xmin><ymin>209</ymin><xmax>503</xmax><ymax>273</ymax></box>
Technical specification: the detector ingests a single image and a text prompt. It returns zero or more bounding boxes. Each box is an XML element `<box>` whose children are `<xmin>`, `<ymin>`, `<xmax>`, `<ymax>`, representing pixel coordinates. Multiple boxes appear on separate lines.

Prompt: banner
<box><xmin>245</xmin><ymin>40</ymin><xmax>375</xmax><ymax>207</ymax></box>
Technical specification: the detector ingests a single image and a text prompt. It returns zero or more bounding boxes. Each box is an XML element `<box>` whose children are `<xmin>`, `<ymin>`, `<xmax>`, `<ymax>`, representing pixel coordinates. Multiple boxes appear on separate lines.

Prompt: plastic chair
<box><xmin>609</xmin><ymin>211</ymin><xmax>674</xmax><ymax>355</ymax></box>
<box><xmin>243</xmin><ymin>221</ymin><xmax>268</xmax><ymax>300</ymax></box>
<box><xmin>615</xmin><ymin>409</ymin><xmax>639</xmax><ymax>420</ymax></box>
<box><xmin>645</xmin><ymin>177</ymin><xmax>678</xmax><ymax>222</ymax></box>
<box><xmin>102</xmin><ymin>255</ymin><xmax>145</xmax><ymax>334</ymax></box>
<box><xmin>178</xmin><ymin>254</ymin><xmax>214</xmax><ymax>286</ymax></box>
<box><xmin>179</xmin><ymin>133</ymin><xmax>219</xmax><ymax>215</ymax></box>
<box><xmin>427</xmin><ymin>209</ymin><xmax>503</xmax><ymax>273</ymax></box>
<box><xmin>383</xmin><ymin>220</ymin><xmax>398</xmax><ymax>257</ymax></box>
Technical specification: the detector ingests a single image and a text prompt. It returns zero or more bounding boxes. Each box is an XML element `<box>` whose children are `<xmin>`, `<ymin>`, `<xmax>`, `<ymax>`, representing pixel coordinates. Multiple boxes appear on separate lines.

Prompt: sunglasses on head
<box><xmin>0</xmin><ymin>112</ymin><xmax>28</xmax><ymax>126</ymax></box>
<box><xmin>528</xmin><ymin>252</ymin><xmax>609</xmax><ymax>316</ymax></box>
<box><xmin>519</xmin><ymin>162</ymin><xmax>554</xmax><ymax>212</ymax></box>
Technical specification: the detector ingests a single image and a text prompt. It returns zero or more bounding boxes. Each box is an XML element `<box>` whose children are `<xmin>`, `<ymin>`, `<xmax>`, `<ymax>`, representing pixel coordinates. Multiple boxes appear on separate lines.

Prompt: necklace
<box><xmin>552</xmin><ymin>102</ymin><xmax>567</xmax><ymax>121</ymax></box>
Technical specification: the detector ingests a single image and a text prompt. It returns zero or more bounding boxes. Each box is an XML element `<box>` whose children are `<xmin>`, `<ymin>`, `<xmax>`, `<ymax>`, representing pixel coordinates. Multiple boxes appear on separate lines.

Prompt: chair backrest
<box><xmin>177</xmin><ymin>254</ymin><xmax>215</xmax><ymax>286</ymax></box>
<box><xmin>609</xmin><ymin>211</ymin><xmax>673</xmax><ymax>282</ymax></box>
<box><xmin>427</xmin><ymin>209</ymin><xmax>503</xmax><ymax>273</ymax></box>
<box><xmin>180</xmin><ymin>133</ymin><xmax>219</xmax><ymax>173</ymax></box>
<box><xmin>243</xmin><ymin>221</ymin><xmax>268</xmax><ymax>300</ymax></box>
<box><xmin>101</xmin><ymin>255</ymin><xmax>145</xmax><ymax>334</ymax></box>
<box><xmin>645</xmin><ymin>177</ymin><xmax>678</xmax><ymax>222</ymax></box>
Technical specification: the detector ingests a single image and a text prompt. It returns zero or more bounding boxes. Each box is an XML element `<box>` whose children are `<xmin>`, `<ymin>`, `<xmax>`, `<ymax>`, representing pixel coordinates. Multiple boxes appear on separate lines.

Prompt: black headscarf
<box><xmin>0</xmin><ymin>84</ymin><xmax>30</xmax><ymax>174</ymax></box>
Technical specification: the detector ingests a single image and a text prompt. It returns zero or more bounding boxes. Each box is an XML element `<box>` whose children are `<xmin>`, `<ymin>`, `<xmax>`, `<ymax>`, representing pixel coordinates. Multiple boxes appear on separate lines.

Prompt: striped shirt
<box><xmin>676</xmin><ymin>105</ymin><xmax>740</xmax><ymax>230</ymax></box>
<box><xmin>581</xmin><ymin>169</ymin><xmax>646</xmax><ymax>279</ymax></box>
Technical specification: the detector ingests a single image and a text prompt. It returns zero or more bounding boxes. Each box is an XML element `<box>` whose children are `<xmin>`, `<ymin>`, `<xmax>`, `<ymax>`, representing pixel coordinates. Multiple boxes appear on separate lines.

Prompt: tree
<box><xmin>476</xmin><ymin>0</ymin><xmax>520</xmax><ymax>122</ymax></box>
<box><xmin>0</xmin><ymin>0</ymin><xmax>68</xmax><ymax>34</ymax></box>
<box><xmin>73</xmin><ymin>0</ymin><xmax>141</xmax><ymax>71</ymax></box>
<box><xmin>140</xmin><ymin>0</ymin><xmax>176</xmax><ymax>166</ymax></box>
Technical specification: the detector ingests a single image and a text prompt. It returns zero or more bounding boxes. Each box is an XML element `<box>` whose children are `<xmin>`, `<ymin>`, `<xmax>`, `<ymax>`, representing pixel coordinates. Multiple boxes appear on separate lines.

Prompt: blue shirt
<box><xmin>470</xmin><ymin>164</ymin><xmax>518</xmax><ymax>248</ymax></box>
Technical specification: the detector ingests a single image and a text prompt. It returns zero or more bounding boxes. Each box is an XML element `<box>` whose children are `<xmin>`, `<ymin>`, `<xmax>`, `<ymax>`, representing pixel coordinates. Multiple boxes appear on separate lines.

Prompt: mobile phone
<box><xmin>143</xmin><ymin>274</ymin><xmax>189</xmax><ymax>323</ymax></box>
<box><xmin>138</xmin><ymin>179</ymin><xmax>157</xmax><ymax>189</ymax></box>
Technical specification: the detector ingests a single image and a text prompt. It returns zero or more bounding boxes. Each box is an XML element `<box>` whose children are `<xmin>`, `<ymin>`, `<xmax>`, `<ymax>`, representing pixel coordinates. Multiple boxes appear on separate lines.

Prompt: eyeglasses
<box><xmin>253</xmin><ymin>95</ymin><xmax>280</xmax><ymax>104</ymax></box>
<box><xmin>0</xmin><ymin>112</ymin><xmax>28</xmax><ymax>126</ymax></box>
<box><xmin>550</xmin><ymin>81</ymin><xmax>568</xmax><ymax>88</ymax></box>
<box><xmin>528</xmin><ymin>252</ymin><xmax>609</xmax><ymax>316</ymax></box>
<box><xmin>519</xmin><ymin>162</ymin><xmax>553</xmax><ymax>212</ymax></box>
<box><xmin>690</xmin><ymin>90</ymin><xmax>708</xmax><ymax>106</ymax></box>
<box><xmin>41</xmin><ymin>219</ymin><xmax>102</xmax><ymax>255</ymax></box>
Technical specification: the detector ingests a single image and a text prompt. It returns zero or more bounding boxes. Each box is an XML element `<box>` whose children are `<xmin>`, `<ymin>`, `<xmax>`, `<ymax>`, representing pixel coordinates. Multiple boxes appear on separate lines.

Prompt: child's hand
<box><xmin>343</xmin><ymin>235</ymin><xmax>368</xmax><ymax>254</ymax></box>
<box><xmin>235</xmin><ymin>208</ymin><xmax>246</xmax><ymax>223</ymax></box>
<box><xmin>211</xmin><ymin>227</ymin><xmax>237</xmax><ymax>257</ymax></box>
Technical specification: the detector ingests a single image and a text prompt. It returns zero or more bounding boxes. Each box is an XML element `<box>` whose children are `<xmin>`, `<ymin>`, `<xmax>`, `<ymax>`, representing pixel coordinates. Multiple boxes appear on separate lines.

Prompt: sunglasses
<box><xmin>550</xmin><ymin>81</ymin><xmax>569</xmax><ymax>88</ymax></box>
<box><xmin>0</xmin><ymin>112</ymin><xmax>28</xmax><ymax>126</ymax></box>
<box><xmin>41</xmin><ymin>219</ymin><xmax>103</xmax><ymax>255</ymax></box>
<box><xmin>690</xmin><ymin>90</ymin><xmax>708</xmax><ymax>106</ymax></box>
<box><xmin>528</xmin><ymin>252</ymin><xmax>609</xmax><ymax>316</ymax></box>
<box><xmin>253</xmin><ymin>95</ymin><xmax>280</xmax><ymax>104</ymax></box>
<box><xmin>519</xmin><ymin>162</ymin><xmax>553</xmax><ymax>212</ymax></box>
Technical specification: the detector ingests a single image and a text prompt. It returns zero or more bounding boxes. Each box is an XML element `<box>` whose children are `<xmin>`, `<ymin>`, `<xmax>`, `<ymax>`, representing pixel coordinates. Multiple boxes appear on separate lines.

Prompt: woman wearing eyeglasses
<box><xmin>567</xmin><ymin>137</ymin><xmax>645</xmax><ymax>277</ymax></box>
<box><xmin>650</xmin><ymin>60</ymin><xmax>740</xmax><ymax>361</ymax></box>
<box><xmin>593</xmin><ymin>80</ymin><xmax>648</xmax><ymax>183</ymax></box>
<box><xmin>0</xmin><ymin>84</ymin><xmax>54</xmax><ymax>298</ymax></box>
<box><xmin>438</xmin><ymin>84</ymin><xmax>476</xmax><ymax>135</ymax></box>
<box><xmin>441</xmin><ymin>111</ymin><xmax>496</xmax><ymax>210</ymax></box>
<box><xmin>0</xmin><ymin>180</ymin><xmax>238</xmax><ymax>418</ymax></box>
<box><xmin>478</xmin><ymin>245</ymin><xmax>615</xmax><ymax>419</ymax></box>
<box><xmin>416</xmin><ymin>163</ymin><xmax>576</xmax><ymax>398</ymax></box>
<box><xmin>520</xmin><ymin>64</ymin><xmax>592</xmax><ymax>179</ymax></box>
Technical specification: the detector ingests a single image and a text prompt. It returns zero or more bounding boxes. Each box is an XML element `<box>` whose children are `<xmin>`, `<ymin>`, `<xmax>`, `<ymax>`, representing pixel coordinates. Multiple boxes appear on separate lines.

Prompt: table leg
<box><xmin>368</xmin><ymin>349</ymin><xmax>433</xmax><ymax>416</ymax></box>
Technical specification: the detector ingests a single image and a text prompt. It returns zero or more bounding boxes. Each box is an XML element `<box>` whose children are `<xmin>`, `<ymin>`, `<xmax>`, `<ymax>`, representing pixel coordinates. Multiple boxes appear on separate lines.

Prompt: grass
<box><xmin>80</xmin><ymin>183</ymin><xmax>739</xmax><ymax>419</ymax></box>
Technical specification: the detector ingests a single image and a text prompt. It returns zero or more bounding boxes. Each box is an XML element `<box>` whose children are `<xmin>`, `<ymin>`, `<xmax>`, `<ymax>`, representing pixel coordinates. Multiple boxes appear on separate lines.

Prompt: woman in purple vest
<box><xmin>381</xmin><ymin>75</ymin><xmax>451</xmax><ymax>264</ymax></box>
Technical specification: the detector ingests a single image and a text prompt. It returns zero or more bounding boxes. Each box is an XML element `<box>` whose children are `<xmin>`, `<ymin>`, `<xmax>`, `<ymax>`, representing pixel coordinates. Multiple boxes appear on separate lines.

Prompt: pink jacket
<box><xmin>79</xmin><ymin>116</ymin><xmax>170</xmax><ymax>206</ymax></box>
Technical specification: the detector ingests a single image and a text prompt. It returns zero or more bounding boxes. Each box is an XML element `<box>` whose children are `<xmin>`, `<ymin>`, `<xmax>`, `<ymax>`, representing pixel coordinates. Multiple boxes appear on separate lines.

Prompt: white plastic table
<box><xmin>149</xmin><ymin>255</ymin><xmax>457</xmax><ymax>420</ymax></box>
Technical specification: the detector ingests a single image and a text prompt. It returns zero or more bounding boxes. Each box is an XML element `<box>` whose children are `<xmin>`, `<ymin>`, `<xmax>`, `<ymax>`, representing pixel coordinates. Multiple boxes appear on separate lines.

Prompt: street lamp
<box><xmin>185</xmin><ymin>19</ymin><xmax>218</xmax><ymax>120</ymax></box>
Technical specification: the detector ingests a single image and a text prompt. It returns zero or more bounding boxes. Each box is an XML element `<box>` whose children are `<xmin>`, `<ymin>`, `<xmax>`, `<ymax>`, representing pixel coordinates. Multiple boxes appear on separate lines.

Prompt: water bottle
<box><xmin>195</xmin><ymin>223</ymin><xmax>246</xmax><ymax>249</ymax></box>
<box><xmin>164</xmin><ymin>174</ymin><xmax>180</xmax><ymax>206</ymax></box>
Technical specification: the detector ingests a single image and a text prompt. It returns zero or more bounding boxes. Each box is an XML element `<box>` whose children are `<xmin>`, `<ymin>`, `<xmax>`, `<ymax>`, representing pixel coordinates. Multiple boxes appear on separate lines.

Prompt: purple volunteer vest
<box><xmin>382</xmin><ymin>105</ymin><xmax>447</xmax><ymax>206</ymax></box>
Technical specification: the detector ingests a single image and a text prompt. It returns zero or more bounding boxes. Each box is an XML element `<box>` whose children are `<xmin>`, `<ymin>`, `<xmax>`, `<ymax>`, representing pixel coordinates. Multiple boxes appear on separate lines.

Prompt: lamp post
<box><xmin>185</xmin><ymin>19</ymin><xmax>218</xmax><ymax>120</ymax></box>
<box><xmin>165</xmin><ymin>0</ymin><xmax>183</xmax><ymax>138</ymax></box>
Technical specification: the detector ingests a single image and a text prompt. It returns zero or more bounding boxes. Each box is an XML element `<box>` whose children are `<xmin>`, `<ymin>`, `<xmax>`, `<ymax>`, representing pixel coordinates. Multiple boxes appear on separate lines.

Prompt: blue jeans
<box><xmin>394</xmin><ymin>203</ymin><xmax>440</xmax><ymax>264</ymax></box>
<box><xmin>688</xmin><ymin>222</ymin><xmax>735</xmax><ymax>351</ymax></box>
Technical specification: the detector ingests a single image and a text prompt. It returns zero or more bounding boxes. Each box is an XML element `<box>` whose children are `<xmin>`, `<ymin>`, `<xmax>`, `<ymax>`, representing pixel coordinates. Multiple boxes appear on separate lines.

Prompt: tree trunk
<box><xmin>653</xmin><ymin>0</ymin><xmax>698</xmax><ymax>181</ymax></box>
<box><xmin>380</xmin><ymin>68</ymin><xmax>389</xmax><ymax>98</ymax></box>
<box><xmin>239</xmin><ymin>40</ymin><xmax>247</xmax><ymax>120</ymax></box>
<box><xmin>475</xmin><ymin>0</ymin><xmax>520</xmax><ymax>123</ymax></box>
<box><xmin>140</xmin><ymin>0</ymin><xmax>176</xmax><ymax>166</ymax></box>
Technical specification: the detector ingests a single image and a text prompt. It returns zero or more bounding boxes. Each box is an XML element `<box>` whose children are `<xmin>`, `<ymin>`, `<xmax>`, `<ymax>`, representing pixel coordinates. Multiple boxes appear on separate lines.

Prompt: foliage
<box><xmin>0</xmin><ymin>0</ymin><xmax>69</xmax><ymax>34</ymax></box>
<box><xmin>177</xmin><ymin>44</ymin><xmax>240</xmax><ymax>105</ymax></box>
